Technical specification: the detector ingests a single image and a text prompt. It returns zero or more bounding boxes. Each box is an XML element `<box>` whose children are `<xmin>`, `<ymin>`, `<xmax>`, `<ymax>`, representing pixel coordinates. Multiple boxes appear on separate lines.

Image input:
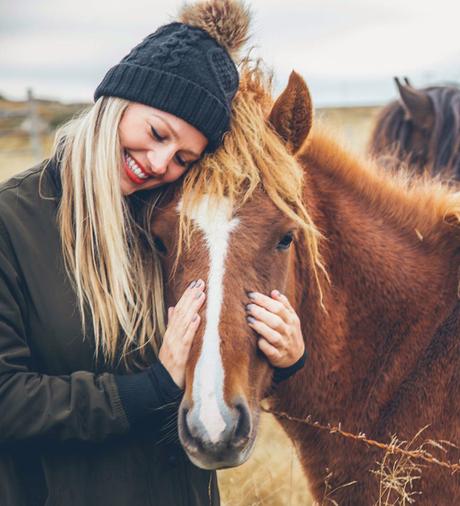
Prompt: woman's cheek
<box><xmin>167</xmin><ymin>166</ymin><xmax>187</xmax><ymax>183</ymax></box>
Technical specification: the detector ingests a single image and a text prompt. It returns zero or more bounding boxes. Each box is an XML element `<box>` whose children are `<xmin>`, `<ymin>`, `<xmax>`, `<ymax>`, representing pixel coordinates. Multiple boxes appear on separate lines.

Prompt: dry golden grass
<box><xmin>371</xmin><ymin>432</ymin><xmax>423</xmax><ymax>506</ymax></box>
<box><xmin>0</xmin><ymin>133</ymin><xmax>54</xmax><ymax>181</ymax></box>
<box><xmin>315</xmin><ymin>106</ymin><xmax>379</xmax><ymax>154</ymax></box>
<box><xmin>0</xmin><ymin>152</ymin><xmax>38</xmax><ymax>181</ymax></box>
<box><xmin>218</xmin><ymin>414</ymin><xmax>313</xmax><ymax>506</ymax></box>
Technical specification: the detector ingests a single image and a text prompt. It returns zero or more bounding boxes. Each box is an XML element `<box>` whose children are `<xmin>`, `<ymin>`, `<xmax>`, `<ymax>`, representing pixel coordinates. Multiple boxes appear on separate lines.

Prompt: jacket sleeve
<box><xmin>0</xmin><ymin>233</ymin><xmax>131</xmax><ymax>443</ymax></box>
<box><xmin>272</xmin><ymin>348</ymin><xmax>307</xmax><ymax>384</ymax></box>
<box><xmin>0</xmin><ymin>225</ymin><xmax>180</xmax><ymax>444</ymax></box>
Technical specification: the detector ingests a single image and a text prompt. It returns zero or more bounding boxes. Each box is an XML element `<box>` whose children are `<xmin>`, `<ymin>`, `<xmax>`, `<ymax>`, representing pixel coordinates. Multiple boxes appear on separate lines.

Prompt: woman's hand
<box><xmin>159</xmin><ymin>279</ymin><xmax>206</xmax><ymax>389</ymax></box>
<box><xmin>246</xmin><ymin>290</ymin><xmax>304</xmax><ymax>368</ymax></box>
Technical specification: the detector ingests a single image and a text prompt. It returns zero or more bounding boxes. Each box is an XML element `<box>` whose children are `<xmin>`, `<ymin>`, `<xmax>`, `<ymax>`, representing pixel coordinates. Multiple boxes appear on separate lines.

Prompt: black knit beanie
<box><xmin>94</xmin><ymin>1</ymin><xmax>250</xmax><ymax>151</ymax></box>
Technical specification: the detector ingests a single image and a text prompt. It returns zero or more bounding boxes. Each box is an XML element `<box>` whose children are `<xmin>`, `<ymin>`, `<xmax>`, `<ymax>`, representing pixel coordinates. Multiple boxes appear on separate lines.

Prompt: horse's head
<box><xmin>151</xmin><ymin>71</ymin><xmax>316</xmax><ymax>469</ymax></box>
<box><xmin>369</xmin><ymin>79</ymin><xmax>460</xmax><ymax>179</ymax></box>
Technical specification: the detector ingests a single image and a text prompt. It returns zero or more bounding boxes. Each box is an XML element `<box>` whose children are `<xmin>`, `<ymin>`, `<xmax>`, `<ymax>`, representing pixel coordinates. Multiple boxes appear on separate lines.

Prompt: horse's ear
<box><xmin>394</xmin><ymin>77</ymin><xmax>434</xmax><ymax>129</ymax></box>
<box><xmin>268</xmin><ymin>71</ymin><xmax>313</xmax><ymax>154</ymax></box>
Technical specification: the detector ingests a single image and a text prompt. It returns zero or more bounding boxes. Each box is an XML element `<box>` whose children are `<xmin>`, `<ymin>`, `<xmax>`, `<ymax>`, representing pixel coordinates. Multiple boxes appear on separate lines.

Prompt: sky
<box><xmin>1</xmin><ymin>0</ymin><xmax>459</xmax><ymax>106</ymax></box>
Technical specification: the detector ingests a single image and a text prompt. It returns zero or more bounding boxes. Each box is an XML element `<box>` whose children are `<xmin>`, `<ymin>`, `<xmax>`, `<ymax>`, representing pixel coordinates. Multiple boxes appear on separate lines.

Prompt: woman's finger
<box><xmin>246</xmin><ymin>303</ymin><xmax>286</xmax><ymax>333</ymax></box>
<box><xmin>167</xmin><ymin>281</ymin><xmax>206</xmax><ymax>336</ymax></box>
<box><xmin>257</xmin><ymin>338</ymin><xmax>281</xmax><ymax>362</ymax></box>
<box><xmin>174</xmin><ymin>279</ymin><xmax>204</xmax><ymax>315</ymax></box>
<box><xmin>248</xmin><ymin>291</ymin><xmax>290</xmax><ymax>321</ymax></box>
<box><xmin>183</xmin><ymin>313</ymin><xmax>201</xmax><ymax>345</ymax></box>
<box><xmin>271</xmin><ymin>290</ymin><xmax>296</xmax><ymax>314</ymax></box>
<box><xmin>176</xmin><ymin>290</ymin><xmax>206</xmax><ymax>334</ymax></box>
<box><xmin>247</xmin><ymin>316</ymin><xmax>284</xmax><ymax>348</ymax></box>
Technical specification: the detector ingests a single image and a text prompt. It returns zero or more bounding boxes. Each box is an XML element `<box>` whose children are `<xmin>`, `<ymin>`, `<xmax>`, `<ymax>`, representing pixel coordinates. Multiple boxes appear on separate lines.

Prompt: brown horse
<box><xmin>151</xmin><ymin>70</ymin><xmax>460</xmax><ymax>504</ymax></box>
<box><xmin>369</xmin><ymin>78</ymin><xmax>460</xmax><ymax>181</ymax></box>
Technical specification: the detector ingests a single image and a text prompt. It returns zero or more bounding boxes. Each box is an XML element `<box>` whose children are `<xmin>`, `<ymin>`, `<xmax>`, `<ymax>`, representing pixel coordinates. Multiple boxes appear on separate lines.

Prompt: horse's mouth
<box><xmin>178</xmin><ymin>400</ymin><xmax>260</xmax><ymax>470</ymax></box>
<box><xmin>183</xmin><ymin>437</ymin><xmax>256</xmax><ymax>470</ymax></box>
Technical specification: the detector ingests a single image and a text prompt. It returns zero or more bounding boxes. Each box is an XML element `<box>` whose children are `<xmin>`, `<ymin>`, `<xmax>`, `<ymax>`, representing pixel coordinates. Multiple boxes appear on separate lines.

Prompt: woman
<box><xmin>0</xmin><ymin>1</ymin><xmax>306</xmax><ymax>505</ymax></box>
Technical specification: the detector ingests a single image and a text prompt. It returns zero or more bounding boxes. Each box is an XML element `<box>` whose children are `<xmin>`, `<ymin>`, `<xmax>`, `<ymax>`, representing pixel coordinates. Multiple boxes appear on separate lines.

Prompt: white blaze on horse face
<box><xmin>180</xmin><ymin>195</ymin><xmax>239</xmax><ymax>443</ymax></box>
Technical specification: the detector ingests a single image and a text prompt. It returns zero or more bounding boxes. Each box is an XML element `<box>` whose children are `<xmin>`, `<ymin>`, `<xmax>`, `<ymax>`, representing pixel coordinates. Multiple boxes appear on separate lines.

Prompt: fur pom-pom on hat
<box><xmin>179</xmin><ymin>0</ymin><xmax>250</xmax><ymax>59</ymax></box>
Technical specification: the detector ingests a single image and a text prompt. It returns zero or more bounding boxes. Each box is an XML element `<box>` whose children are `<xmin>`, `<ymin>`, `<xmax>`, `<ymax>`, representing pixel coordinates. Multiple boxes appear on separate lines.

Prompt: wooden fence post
<box><xmin>27</xmin><ymin>88</ymin><xmax>43</xmax><ymax>160</ymax></box>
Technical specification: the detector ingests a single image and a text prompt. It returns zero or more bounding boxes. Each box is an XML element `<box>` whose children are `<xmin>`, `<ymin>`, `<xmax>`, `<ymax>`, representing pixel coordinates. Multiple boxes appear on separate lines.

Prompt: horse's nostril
<box><xmin>233</xmin><ymin>399</ymin><xmax>251</xmax><ymax>445</ymax></box>
<box><xmin>179</xmin><ymin>403</ymin><xmax>201</xmax><ymax>451</ymax></box>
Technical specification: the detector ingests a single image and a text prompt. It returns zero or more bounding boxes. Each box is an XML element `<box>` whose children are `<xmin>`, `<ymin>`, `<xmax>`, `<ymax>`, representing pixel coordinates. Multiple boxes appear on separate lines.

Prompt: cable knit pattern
<box><xmin>124</xmin><ymin>24</ymin><xmax>209</xmax><ymax>69</ymax></box>
<box><xmin>94</xmin><ymin>21</ymin><xmax>240</xmax><ymax>150</ymax></box>
<box><xmin>208</xmin><ymin>47</ymin><xmax>239</xmax><ymax>99</ymax></box>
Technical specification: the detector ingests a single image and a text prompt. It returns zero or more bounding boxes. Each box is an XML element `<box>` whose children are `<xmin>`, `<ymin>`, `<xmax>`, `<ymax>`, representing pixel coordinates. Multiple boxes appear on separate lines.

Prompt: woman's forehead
<box><xmin>124</xmin><ymin>102</ymin><xmax>208</xmax><ymax>154</ymax></box>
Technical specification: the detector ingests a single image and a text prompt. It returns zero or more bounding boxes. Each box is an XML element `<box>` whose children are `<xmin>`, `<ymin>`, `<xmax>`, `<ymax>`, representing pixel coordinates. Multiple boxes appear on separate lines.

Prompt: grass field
<box><xmin>0</xmin><ymin>99</ymin><xmax>381</xmax><ymax>505</ymax></box>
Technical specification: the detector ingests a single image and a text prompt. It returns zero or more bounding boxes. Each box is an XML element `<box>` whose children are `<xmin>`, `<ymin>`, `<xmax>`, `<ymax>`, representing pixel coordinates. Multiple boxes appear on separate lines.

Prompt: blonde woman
<box><xmin>0</xmin><ymin>1</ymin><xmax>306</xmax><ymax>505</ymax></box>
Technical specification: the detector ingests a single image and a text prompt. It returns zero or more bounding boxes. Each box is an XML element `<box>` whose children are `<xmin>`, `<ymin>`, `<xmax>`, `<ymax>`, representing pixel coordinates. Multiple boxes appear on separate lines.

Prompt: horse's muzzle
<box><xmin>178</xmin><ymin>396</ymin><xmax>256</xmax><ymax>469</ymax></box>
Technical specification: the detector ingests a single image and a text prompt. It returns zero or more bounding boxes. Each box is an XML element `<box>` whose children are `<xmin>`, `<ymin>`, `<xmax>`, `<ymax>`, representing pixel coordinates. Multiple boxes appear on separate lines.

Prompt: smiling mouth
<box><xmin>124</xmin><ymin>151</ymin><xmax>152</xmax><ymax>184</ymax></box>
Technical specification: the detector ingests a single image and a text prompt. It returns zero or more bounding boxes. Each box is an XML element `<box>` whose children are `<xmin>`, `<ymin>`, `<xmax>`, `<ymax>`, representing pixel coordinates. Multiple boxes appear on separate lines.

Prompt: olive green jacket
<box><xmin>0</xmin><ymin>162</ymin><xmax>218</xmax><ymax>506</ymax></box>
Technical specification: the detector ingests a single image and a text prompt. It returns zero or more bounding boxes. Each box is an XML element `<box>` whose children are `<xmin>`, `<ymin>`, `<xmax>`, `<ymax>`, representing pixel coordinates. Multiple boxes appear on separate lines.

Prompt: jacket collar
<box><xmin>41</xmin><ymin>155</ymin><xmax>63</xmax><ymax>200</ymax></box>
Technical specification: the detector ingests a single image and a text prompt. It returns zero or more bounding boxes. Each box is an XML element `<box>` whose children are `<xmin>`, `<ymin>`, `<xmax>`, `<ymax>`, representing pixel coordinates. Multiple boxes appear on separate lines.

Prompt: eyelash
<box><xmin>151</xmin><ymin>126</ymin><xmax>165</xmax><ymax>142</ymax></box>
<box><xmin>150</xmin><ymin>126</ymin><xmax>195</xmax><ymax>169</ymax></box>
<box><xmin>174</xmin><ymin>154</ymin><xmax>187</xmax><ymax>167</ymax></box>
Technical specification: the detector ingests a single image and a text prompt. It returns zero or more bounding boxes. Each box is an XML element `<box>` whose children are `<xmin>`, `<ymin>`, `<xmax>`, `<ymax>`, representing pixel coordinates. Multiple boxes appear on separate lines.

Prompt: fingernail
<box><xmin>246</xmin><ymin>304</ymin><xmax>254</xmax><ymax>312</ymax></box>
<box><xmin>272</xmin><ymin>290</ymin><xmax>281</xmax><ymax>297</ymax></box>
<box><xmin>247</xmin><ymin>316</ymin><xmax>256</xmax><ymax>324</ymax></box>
<box><xmin>195</xmin><ymin>279</ymin><xmax>203</xmax><ymax>288</ymax></box>
<box><xmin>189</xmin><ymin>280</ymin><xmax>197</xmax><ymax>289</ymax></box>
<box><xmin>248</xmin><ymin>292</ymin><xmax>256</xmax><ymax>300</ymax></box>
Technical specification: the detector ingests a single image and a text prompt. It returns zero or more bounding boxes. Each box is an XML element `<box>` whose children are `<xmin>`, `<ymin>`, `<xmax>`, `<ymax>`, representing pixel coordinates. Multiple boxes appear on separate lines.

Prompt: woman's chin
<box><xmin>121</xmin><ymin>178</ymin><xmax>165</xmax><ymax>196</ymax></box>
<box><xmin>120</xmin><ymin>170</ymin><xmax>148</xmax><ymax>195</ymax></box>
<box><xmin>120</xmin><ymin>179</ymin><xmax>137</xmax><ymax>196</ymax></box>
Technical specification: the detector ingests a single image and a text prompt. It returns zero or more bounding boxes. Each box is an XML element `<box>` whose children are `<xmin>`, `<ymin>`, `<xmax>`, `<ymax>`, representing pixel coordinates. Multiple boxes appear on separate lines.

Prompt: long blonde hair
<box><xmin>53</xmin><ymin>97</ymin><xmax>166</xmax><ymax>368</ymax></box>
<box><xmin>52</xmin><ymin>65</ymin><xmax>324</xmax><ymax>370</ymax></box>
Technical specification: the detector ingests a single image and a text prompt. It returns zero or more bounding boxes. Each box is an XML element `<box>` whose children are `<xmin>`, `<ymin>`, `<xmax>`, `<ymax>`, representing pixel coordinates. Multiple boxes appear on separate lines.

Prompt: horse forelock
<box><xmin>173</xmin><ymin>67</ymin><xmax>325</xmax><ymax>304</ymax></box>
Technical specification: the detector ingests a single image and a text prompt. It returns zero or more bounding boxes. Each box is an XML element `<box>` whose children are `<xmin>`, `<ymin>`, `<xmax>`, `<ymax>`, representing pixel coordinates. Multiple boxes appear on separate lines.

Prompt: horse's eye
<box><xmin>153</xmin><ymin>236</ymin><xmax>167</xmax><ymax>255</ymax></box>
<box><xmin>276</xmin><ymin>232</ymin><xmax>293</xmax><ymax>251</ymax></box>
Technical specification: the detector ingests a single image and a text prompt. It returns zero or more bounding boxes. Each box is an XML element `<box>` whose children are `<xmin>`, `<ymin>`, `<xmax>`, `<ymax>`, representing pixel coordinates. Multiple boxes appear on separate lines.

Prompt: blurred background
<box><xmin>1</xmin><ymin>0</ymin><xmax>459</xmax><ymax>504</ymax></box>
<box><xmin>2</xmin><ymin>0</ymin><xmax>460</xmax><ymax>179</ymax></box>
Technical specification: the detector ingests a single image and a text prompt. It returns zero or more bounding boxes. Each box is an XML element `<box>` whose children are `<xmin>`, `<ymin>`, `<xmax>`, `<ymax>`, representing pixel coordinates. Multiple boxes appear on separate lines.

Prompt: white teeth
<box><xmin>124</xmin><ymin>152</ymin><xmax>149</xmax><ymax>180</ymax></box>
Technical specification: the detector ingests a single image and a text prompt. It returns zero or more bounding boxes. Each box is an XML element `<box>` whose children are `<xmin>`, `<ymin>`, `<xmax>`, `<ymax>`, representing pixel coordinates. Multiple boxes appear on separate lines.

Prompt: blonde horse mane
<box><xmin>174</xmin><ymin>65</ymin><xmax>460</xmax><ymax>303</ymax></box>
<box><xmin>176</xmin><ymin>63</ymin><xmax>326</xmax><ymax>295</ymax></box>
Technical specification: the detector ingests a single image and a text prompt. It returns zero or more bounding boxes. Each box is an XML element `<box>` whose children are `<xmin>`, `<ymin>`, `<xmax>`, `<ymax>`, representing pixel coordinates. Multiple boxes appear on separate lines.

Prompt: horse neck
<box><xmin>287</xmin><ymin>133</ymin><xmax>460</xmax><ymax>427</ymax></box>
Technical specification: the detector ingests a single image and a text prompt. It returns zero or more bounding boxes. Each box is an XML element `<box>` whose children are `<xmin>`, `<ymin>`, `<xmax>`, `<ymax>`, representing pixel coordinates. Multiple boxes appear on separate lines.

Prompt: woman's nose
<box><xmin>146</xmin><ymin>149</ymin><xmax>171</xmax><ymax>176</ymax></box>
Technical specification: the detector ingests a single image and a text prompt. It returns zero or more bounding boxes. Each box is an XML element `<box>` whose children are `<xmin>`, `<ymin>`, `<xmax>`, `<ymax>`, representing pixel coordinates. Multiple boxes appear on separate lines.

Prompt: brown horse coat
<box><xmin>153</xmin><ymin>71</ymin><xmax>460</xmax><ymax>504</ymax></box>
<box><xmin>273</xmin><ymin>75</ymin><xmax>460</xmax><ymax>504</ymax></box>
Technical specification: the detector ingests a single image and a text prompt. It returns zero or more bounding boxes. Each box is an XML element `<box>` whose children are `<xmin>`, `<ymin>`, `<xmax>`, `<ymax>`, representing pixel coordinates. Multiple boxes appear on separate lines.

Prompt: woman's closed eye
<box><xmin>174</xmin><ymin>154</ymin><xmax>196</xmax><ymax>168</ymax></box>
<box><xmin>151</xmin><ymin>126</ymin><xmax>166</xmax><ymax>142</ymax></box>
<box><xmin>150</xmin><ymin>125</ymin><xmax>200</xmax><ymax>168</ymax></box>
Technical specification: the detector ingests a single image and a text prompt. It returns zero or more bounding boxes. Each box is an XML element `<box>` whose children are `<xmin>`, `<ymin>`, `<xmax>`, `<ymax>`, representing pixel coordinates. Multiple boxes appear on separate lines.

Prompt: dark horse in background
<box><xmin>369</xmin><ymin>78</ymin><xmax>460</xmax><ymax>181</ymax></box>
